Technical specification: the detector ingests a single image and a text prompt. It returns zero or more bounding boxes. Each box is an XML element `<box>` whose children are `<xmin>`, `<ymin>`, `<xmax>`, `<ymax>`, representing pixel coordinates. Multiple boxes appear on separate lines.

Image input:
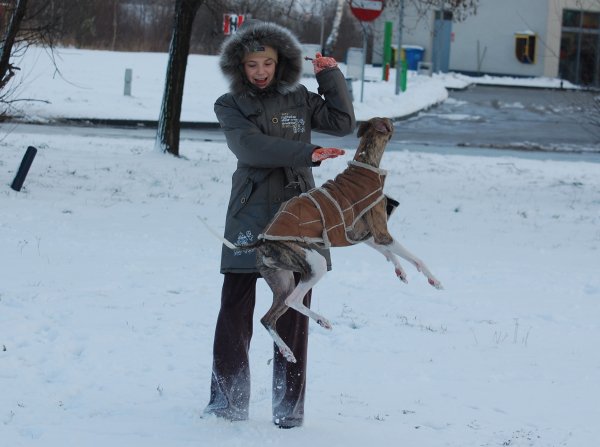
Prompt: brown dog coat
<box><xmin>260</xmin><ymin>161</ymin><xmax>387</xmax><ymax>248</ymax></box>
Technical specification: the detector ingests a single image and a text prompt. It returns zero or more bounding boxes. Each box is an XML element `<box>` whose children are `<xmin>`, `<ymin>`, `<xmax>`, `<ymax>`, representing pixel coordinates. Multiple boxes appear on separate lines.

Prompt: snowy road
<box><xmin>392</xmin><ymin>85</ymin><xmax>600</xmax><ymax>153</ymax></box>
<box><xmin>4</xmin><ymin>86</ymin><xmax>599</xmax><ymax>162</ymax></box>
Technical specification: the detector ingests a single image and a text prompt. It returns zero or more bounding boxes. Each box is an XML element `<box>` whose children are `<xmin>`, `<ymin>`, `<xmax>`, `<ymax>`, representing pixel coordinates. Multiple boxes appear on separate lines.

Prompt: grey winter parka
<box><xmin>215</xmin><ymin>21</ymin><xmax>356</xmax><ymax>273</ymax></box>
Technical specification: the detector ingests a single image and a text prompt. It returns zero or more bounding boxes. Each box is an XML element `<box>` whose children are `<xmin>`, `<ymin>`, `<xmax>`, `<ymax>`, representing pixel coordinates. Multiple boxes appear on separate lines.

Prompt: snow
<box><xmin>1</xmin><ymin>47</ymin><xmax>599</xmax><ymax>446</ymax></box>
<box><xmin>6</xmin><ymin>46</ymin><xmax>578</xmax><ymax>125</ymax></box>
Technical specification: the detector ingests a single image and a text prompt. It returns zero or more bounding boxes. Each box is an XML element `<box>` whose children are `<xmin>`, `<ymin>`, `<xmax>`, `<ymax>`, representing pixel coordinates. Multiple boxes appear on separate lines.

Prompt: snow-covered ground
<box><xmin>5</xmin><ymin>46</ymin><xmax>578</xmax><ymax>125</ymax></box>
<box><xmin>1</xmin><ymin>48</ymin><xmax>598</xmax><ymax>447</ymax></box>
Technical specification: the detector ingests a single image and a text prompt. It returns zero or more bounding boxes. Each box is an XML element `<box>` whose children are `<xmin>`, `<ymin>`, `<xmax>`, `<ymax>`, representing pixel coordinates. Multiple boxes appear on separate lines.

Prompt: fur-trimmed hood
<box><xmin>219</xmin><ymin>20</ymin><xmax>303</xmax><ymax>96</ymax></box>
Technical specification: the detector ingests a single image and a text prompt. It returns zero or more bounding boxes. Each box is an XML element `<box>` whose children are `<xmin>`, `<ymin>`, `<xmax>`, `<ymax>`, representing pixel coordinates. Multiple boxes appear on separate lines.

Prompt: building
<box><xmin>372</xmin><ymin>0</ymin><xmax>600</xmax><ymax>86</ymax></box>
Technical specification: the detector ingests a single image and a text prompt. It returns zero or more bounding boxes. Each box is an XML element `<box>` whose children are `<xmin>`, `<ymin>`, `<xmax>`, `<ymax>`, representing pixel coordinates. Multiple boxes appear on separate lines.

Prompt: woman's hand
<box><xmin>312</xmin><ymin>52</ymin><xmax>338</xmax><ymax>74</ymax></box>
<box><xmin>312</xmin><ymin>147</ymin><xmax>345</xmax><ymax>162</ymax></box>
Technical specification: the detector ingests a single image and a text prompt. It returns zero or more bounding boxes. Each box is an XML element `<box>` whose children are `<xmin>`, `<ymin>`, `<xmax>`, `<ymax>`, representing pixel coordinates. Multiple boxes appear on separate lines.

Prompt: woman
<box><xmin>204</xmin><ymin>20</ymin><xmax>355</xmax><ymax>428</ymax></box>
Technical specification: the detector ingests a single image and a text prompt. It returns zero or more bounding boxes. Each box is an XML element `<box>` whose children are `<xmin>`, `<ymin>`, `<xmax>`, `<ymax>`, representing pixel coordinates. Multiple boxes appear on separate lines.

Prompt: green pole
<box><xmin>395</xmin><ymin>0</ymin><xmax>405</xmax><ymax>94</ymax></box>
<box><xmin>382</xmin><ymin>21</ymin><xmax>393</xmax><ymax>80</ymax></box>
<box><xmin>401</xmin><ymin>58</ymin><xmax>407</xmax><ymax>92</ymax></box>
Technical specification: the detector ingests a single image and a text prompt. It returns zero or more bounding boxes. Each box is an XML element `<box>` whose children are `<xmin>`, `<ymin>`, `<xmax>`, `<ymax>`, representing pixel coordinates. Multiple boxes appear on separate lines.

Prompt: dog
<box><xmin>207</xmin><ymin>117</ymin><xmax>442</xmax><ymax>363</ymax></box>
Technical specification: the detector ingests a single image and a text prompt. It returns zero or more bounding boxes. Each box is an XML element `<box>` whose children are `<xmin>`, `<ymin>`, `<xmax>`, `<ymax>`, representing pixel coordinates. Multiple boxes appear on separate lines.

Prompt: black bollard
<box><xmin>11</xmin><ymin>146</ymin><xmax>38</xmax><ymax>192</ymax></box>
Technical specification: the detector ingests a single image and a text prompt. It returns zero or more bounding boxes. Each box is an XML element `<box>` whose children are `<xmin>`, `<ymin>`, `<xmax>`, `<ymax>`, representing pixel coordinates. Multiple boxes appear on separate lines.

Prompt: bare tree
<box><xmin>43</xmin><ymin>0</ymin><xmax>172</xmax><ymax>52</ymax></box>
<box><xmin>1</xmin><ymin>0</ymin><xmax>60</xmax><ymax>118</ymax></box>
<box><xmin>0</xmin><ymin>0</ymin><xmax>28</xmax><ymax>94</ymax></box>
<box><xmin>324</xmin><ymin>0</ymin><xmax>345</xmax><ymax>56</ymax></box>
<box><xmin>155</xmin><ymin>0</ymin><xmax>203</xmax><ymax>156</ymax></box>
<box><xmin>322</xmin><ymin>0</ymin><xmax>478</xmax><ymax>60</ymax></box>
<box><xmin>111</xmin><ymin>0</ymin><xmax>118</xmax><ymax>50</ymax></box>
<box><xmin>384</xmin><ymin>0</ymin><xmax>479</xmax><ymax>21</ymax></box>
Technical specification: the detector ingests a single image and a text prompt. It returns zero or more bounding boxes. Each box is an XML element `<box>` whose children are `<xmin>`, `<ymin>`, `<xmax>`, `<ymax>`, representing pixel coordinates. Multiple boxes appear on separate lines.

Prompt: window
<box><xmin>434</xmin><ymin>11</ymin><xmax>453</xmax><ymax>21</ymax></box>
<box><xmin>560</xmin><ymin>9</ymin><xmax>600</xmax><ymax>86</ymax></box>
<box><xmin>564</xmin><ymin>9</ymin><xmax>600</xmax><ymax>29</ymax></box>
<box><xmin>515</xmin><ymin>34</ymin><xmax>536</xmax><ymax>64</ymax></box>
<box><xmin>582</xmin><ymin>12</ymin><xmax>599</xmax><ymax>30</ymax></box>
<box><xmin>562</xmin><ymin>10</ymin><xmax>581</xmax><ymax>27</ymax></box>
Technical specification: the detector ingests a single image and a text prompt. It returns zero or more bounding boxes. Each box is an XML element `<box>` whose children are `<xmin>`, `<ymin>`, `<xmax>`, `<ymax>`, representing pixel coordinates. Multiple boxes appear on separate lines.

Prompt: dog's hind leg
<box><xmin>259</xmin><ymin>267</ymin><xmax>298</xmax><ymax>363</ymax></box>
<box><xmin>283</xmin><ymin>248</ymin><xmax>332</xmax><ymax>330</ymax></box>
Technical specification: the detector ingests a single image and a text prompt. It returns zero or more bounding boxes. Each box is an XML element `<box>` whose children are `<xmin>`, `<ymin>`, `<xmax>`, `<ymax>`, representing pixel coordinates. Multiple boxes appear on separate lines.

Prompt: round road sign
<box><xmin>350</xmin><ymin>0</ymin><xmax>384</xmax><ymax>22</ymax></box>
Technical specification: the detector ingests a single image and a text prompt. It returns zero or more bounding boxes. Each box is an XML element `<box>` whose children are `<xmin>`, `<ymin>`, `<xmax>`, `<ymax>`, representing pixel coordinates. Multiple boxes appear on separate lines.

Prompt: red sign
<box><xmin>223</xmin><ymin>14</ymin><xmax>244</xmax><ymax>35</ymax></box>
<box><xmin>350</xmin><ymin>0</ymin><xmax>383</xmax><ymax>22</ymax></box>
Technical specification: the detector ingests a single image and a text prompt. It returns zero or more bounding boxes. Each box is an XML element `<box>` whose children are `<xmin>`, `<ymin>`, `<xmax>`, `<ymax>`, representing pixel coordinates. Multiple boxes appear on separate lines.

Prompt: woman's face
<box><xmin>243</xmin><ymin>56</ymin><xmax>277</xmax><ymax>89</ymax></box>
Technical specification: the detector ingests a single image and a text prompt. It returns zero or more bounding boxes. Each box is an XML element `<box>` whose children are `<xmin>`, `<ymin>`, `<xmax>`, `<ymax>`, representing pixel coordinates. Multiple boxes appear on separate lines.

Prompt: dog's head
<box><xmin>354</xmin><ymin>117</ymin><xmax>394</xmax><ymax>166</ymax></box>
<box><xmin>357</xmin><ymin>117</ymin><xmax>394</xmax><ymax>140</ymax></box>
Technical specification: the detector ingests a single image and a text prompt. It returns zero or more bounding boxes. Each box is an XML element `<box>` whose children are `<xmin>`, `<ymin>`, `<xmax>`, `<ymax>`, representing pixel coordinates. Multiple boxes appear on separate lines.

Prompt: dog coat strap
<box><xmin>306</xmin><ymin>188</ymin><xmax>346</xmax><ymax>248</ymax></box>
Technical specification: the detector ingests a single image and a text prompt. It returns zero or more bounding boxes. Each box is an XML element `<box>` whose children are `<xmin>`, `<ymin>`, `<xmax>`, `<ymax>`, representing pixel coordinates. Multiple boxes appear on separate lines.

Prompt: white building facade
<box><xmin>370</xmin><ymin>0</ymin><xmax>600</xmax><ymax>86</ymax></box>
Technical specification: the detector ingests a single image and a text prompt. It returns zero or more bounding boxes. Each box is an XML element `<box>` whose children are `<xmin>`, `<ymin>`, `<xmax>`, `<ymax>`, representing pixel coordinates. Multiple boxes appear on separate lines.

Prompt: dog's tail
<box><xmin>197</xmin><ymin>216</ymin><xmax>238</xmax><ymax>250</ymax></box>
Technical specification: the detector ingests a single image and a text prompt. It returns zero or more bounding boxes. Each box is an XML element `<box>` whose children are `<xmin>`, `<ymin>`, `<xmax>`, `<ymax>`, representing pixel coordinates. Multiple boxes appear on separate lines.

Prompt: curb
<box><xmin>5</xmin><ymin>117</ymin><xmax>221</xmax><ymax>129</ymax></box>
<box><xmin>54</xmin><ymin>117</ymin><xmax>222</xmax><ymax>129</ymax></box>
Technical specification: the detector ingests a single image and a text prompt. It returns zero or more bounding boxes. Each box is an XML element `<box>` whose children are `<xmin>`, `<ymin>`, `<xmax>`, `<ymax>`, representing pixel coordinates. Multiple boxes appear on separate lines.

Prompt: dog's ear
<box><xmin>357</xmin><ymin>121</ymin><xmax>371</xmax><ymax>138</ymax></box>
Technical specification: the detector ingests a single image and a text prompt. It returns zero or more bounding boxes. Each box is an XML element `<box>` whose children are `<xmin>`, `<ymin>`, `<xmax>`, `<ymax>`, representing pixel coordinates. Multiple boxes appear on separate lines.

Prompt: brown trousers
<box><xmin>205</xmin><ymin>272</ymin><xmax>311</xmax><ymax>425</ymax></box>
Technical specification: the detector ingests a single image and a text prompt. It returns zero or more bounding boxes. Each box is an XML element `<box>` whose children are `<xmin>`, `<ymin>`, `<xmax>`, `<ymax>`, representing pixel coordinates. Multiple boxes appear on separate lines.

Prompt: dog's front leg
<box><xmin>365</xmin><ymin>201</ymin><xmax>394</xmax><ymax>245</ymax></box>
<box><xmin>365</xmin><ymin>238</ymin><xmax>408</xmax><ymax>283</ymax></box>
<box><xmin>364</xmin><ymin>203</ymin><xmax>443</xmax><ymax>289</ymax></box>
<box><xmin>384</xmin><ymin>239</ymin><xmax>443</xmax><ymax>289</ymax></box>
<box><xmin>362</xmin><ymin>202</ymin><xmax>410</xmax><ymax>281</ymax></box>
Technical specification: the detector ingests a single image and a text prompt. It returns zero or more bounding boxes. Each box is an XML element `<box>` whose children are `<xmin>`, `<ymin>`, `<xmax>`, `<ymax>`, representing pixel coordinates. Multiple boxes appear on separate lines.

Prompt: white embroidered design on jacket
<box><xmin>280</xmin><ymin>112</ymin><xmax>305</xmax><ymax>134</ymax></box>
<box><xmin>234</xmin><ymin>230</ymin><xmax>255</xmax><ymax>255</ymax></box>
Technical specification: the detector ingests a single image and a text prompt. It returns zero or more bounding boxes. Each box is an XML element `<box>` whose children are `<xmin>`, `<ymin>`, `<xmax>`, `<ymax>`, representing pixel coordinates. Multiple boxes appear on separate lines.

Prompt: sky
<box><xmin>1</xmin><ymin>47</ymin><xmax>598</xmax><ymax>447</ymax></box>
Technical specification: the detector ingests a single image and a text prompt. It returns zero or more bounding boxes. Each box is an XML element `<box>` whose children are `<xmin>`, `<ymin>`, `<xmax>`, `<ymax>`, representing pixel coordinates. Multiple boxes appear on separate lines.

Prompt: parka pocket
<box><xmin>230</xmin><ymin>177</ymin><xmax>254</xmax><ymax>217</ymax></box>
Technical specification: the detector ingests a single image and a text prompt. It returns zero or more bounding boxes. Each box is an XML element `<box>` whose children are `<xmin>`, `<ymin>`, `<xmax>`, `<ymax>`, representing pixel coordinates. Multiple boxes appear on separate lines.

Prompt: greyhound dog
<box><xmin>211</xmin><ymin>117</ymin><xmax>442</xmax><ymax>363</ymax></box>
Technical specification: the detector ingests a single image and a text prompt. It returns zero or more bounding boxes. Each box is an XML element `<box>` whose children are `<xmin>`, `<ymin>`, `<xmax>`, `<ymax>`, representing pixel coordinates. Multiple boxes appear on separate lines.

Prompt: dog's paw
<box><xmin>317</xmin><ymin>318</ymin><xmax>332</xmax><ymax>330</ymax></box>
<box><xmin>428</xmin><ymin>277</ymin><xmax>443</xmax><ymax>290</ymax></box>
<box><xmin>280</xmin><ymin>347</ymin><xmax>297</xmax><ymax>363</ymax></box>
<box><xmin>395</xmin><ymin>268</ymin><xmax>408</xmax><ymax>283</ymax></box>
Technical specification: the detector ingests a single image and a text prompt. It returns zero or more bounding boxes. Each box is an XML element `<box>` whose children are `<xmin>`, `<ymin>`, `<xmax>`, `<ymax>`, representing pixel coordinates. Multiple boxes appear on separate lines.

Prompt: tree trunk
<box><xmin>323</xmin><ymin>0</ymin><xmax>344</xmax><ymax>56</ymax></box>
<box><xmin>111</xmin><ymin>0</ymin><xmax>118</xmax><ymax>51</ymax></box>
<box><xmin>0</xmin><ymin>0</ymin><xmax>28</xmax><ymax>91</ymax></box>
<box><xmin>155</xmin><ymin>0</ymin><xmax>202</xmax><ymax>156</ymax></box>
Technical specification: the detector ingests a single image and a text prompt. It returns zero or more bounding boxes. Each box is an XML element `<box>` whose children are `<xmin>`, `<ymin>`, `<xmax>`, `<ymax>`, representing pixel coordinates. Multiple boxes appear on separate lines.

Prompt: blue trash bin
<box><xmin>402</xmin><ymin>45</ymin><xmax>424</xmax><ymax>71</ymax></box>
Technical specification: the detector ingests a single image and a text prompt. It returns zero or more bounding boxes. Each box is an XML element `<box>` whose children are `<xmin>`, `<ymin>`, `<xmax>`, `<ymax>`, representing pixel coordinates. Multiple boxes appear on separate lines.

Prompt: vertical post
<box><xmin>11</xmin><ymin>146</ymin><xmax>37</xmax><ymax>192</ymax></box>
<box><xmin>345</xmin><ymin>77</ymin><xmax>354</xmax><ymax>102</ymax></box>
<box><xmin>360</xmin><ymin>28</ymin><xmax>367</xmax><ymax>103</ymax></box>
<box><xmin>320</xmin><ymin>15</ymin><xmax>325</xmax><ymax>54</ymax></box>
<box><xmin>124</xmin><ymin>68</ymin><xmax>132</xmax><ymax>96</ymax></box>
<box><xmin>401</xmin><ymin>57</ymin><xmax>407</xmax><ymax>92</ymax></box>
<box><xmin>395</xmin><ymin>0</ymin><xmax>405</xmax><ymax>95</ymax></box>
<box><xmin>382</xmin><ymin>21</ymin><xmax>393</xmax><ymax>81</ymax></box>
